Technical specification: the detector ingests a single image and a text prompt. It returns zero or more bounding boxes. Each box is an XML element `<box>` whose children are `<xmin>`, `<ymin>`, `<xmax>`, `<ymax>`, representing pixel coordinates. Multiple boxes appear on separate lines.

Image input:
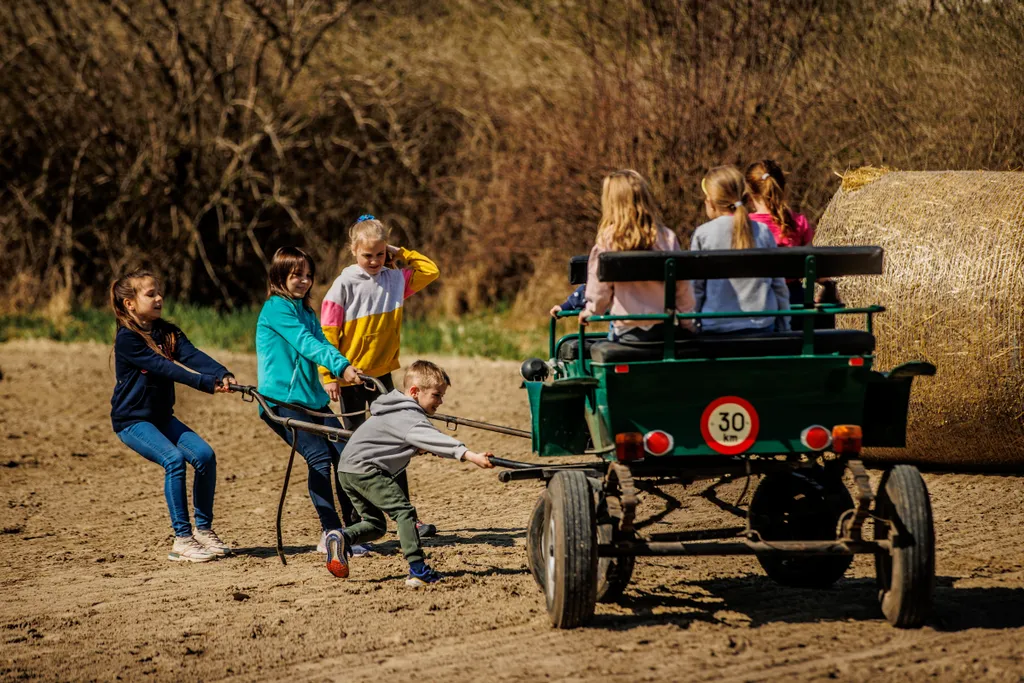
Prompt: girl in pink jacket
<box><xmin>579</xmin><ymin>170</ymin><xmax>695</xmax><ymax>341</ymax></box>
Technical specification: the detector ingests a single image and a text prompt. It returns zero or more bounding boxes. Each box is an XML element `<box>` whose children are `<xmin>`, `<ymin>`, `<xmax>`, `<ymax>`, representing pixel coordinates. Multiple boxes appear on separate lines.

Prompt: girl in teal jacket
<box><xmin>256</xmin><ymin>246</ymin><xmax>364</xmax><ymax>577</ymax></box>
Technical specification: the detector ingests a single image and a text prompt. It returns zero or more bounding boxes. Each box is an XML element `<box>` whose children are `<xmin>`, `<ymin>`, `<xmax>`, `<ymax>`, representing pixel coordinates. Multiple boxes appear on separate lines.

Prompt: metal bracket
<box><xmin>839</xmin><ymin>458</ymin><xmax>874</xmax><ymax>542</ymax></box>
<box><xmin>604</xmin><ymin>462</ymin><xmax>638</xmax><ymax>533</ymax></box>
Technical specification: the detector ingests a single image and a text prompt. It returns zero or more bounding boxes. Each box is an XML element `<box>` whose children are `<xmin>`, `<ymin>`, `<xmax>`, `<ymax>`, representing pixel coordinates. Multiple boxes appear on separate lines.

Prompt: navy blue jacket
<box><xmin>110</xmin><ymin>324</ymin><xmax>230</xmax><ymax>432</ymax></box>
<box><xmin>559</xmin><ymin>284</ymin><xmax>587</xmax><ymax>311</ymax></box>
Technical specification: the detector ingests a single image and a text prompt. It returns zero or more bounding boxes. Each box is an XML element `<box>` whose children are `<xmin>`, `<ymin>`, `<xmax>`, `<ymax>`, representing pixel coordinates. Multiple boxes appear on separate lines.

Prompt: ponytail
<box><xmin>731</xmin><ymin>202</ymin><xmax>754</xmax><ymax>250</ymax></box>
<box><xmin>745</xmin><ymin>160</ymin><xmax>797</xmax><ymax>240</ymax></box>
<box><xmin>703</xmin><ymin>165</ymin><xmax>754</xmax><ymax>250</ymax></box>
<box><xmin>110</xmin><ymin>270</ymin><xmax>175</xmax><ymax>358</ymax></box>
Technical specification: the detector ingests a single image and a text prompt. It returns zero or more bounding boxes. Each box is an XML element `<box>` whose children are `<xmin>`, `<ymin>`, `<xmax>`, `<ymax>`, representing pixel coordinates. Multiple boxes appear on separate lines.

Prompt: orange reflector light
<box><xmin>615</xmin><ymin>432</ymin><xmax>644</xmax><ymax>462</ymax></box>
<box><xmin>643</xmin><ymin>430</ymin><xmax>674</xmax><ymax>456</ymax></box>
<box><xmin>800</xmin><ymin>425</ymin><xmax>832</xmax><ymax>451</ymax></box>
<box><xmin>849</xmin><ymin>357</ymin><xmax>865</xmax><ymax>367</ymax></box>
<box><xmin>832</xmin><ymin>424</ymin><xmax>863</xmax><ymax>455</ymax></box>
<box><xmin>614</xmin><ymin>364</ymin><xmax>630</xmax><ymax>374</ymax></box>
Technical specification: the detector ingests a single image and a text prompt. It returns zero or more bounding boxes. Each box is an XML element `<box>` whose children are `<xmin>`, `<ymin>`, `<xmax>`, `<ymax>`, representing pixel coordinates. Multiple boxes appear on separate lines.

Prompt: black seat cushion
<box><xmin>557</xmin><ymin>337</ymin><xmax>601</xmax><ymax>362</ymax></box>
<box><xmin>589</xmin><ymin>329</ymin><xmax>875</xmax><ymax>364</ymax></box>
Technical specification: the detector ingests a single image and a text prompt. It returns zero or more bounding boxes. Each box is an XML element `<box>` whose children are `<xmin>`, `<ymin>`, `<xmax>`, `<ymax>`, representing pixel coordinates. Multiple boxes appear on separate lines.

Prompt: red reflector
<box><xmin>614</xmin><ymin>365</ymin><xmax>630</xmax><ymax>374</ymax></box>
<box><xmin>801</xmin><ymin>425</ymin><xmax>832</xmax><ymax>451</ymax></box>
<box><xmin>832</xmin><ymin>425</ymin><xmax>863</xmax><ymax>455</ymax></box>
<box><xmin>643</xmin><ymin>430</ymin><xmax>674</xmax><ymax>456</ymax></box>
<box><xmin>849</xmin><ymin>357</ymin><xmax>865</xmax><ymax>367</ymax></box>
<box><xmin>615</xmin><ymin>433</ymin><xmax>644</xmax><ymax>462</ymax></box>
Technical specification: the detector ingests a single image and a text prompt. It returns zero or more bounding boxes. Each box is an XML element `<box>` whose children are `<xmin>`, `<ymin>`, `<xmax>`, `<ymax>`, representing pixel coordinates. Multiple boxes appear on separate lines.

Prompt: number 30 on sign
<box><xmin>700</xmin><ymin>396</ymin><xmax>759</xmax><ymax>455</ymax></box>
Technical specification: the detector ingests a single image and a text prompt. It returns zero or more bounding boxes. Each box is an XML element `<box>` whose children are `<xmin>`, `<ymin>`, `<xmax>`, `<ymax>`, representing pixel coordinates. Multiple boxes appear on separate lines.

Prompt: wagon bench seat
<box><xmin>557</xmin><ymin>329</ymin><xmax>875</xmax><ymax>363</ymax></box>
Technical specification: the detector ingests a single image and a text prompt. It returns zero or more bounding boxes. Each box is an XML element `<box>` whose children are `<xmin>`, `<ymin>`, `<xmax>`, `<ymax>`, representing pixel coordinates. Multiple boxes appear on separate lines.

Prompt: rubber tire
<box><xmin>750</xmin><ymin>467</ymin><xmax>855</xmax><ymax>588</ymax></box>
<box><xmin>543</xmin><ymin>470</ymin><xmax>598</xmax><ymax>629</ymax></box>
<box><xmin>874</xmin><ymin>465</ymin><xmax>935</xmax><ymax>628</ymax></box>
<box><xmin>526</xmin><ymin>490</ymin><xmax>548</xmax><ymax>590</ymax></box>
<box><xmin>596</xmin><ymin>523</ymin><xmax>635</xmax><ymax>603</ymax></box>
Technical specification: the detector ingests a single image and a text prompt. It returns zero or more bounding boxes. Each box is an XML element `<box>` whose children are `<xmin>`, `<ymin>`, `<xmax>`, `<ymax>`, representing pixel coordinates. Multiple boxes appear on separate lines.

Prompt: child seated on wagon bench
<box><xmin>691</xmin><ymin>165</ymin><xmax>791</xmax><ymax>334</ymax></box>
<box><xmin>333</xmin><ymin>360</ymin><xmax>495</xmax><ymax>587</ymax></box>
<box><xmin>579</xmin><ymin>170</ymin><xmax>695</xmax><ymax>341</ymax></box>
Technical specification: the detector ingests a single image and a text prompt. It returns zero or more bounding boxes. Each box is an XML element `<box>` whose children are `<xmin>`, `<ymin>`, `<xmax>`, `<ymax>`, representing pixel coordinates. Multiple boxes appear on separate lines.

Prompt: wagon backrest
<box><xmin>568</xmin><ymin>246</ymin><xmax>884</xmax><ymax>285</ymax></box>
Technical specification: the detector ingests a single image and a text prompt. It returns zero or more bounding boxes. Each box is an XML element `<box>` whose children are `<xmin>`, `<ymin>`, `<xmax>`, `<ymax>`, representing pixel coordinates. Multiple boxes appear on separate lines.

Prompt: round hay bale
<box><xmin>817</xmin><ymin>169</ymin><xmax>1024</xmax><ymax>471</ymax></box>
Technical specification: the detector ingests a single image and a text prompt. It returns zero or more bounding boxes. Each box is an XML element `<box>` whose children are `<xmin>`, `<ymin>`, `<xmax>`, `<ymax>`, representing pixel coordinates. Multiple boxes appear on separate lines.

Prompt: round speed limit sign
<box><xmin>700</xmin><ymin>396</ymin><xmax>759</xmax><ymax>455</ymax></box>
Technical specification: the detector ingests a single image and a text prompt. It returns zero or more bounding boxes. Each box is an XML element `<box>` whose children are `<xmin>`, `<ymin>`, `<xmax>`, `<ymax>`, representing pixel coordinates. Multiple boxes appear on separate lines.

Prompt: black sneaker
<box><xmin>415</xmin><ymin>521</ymin><xmax>437</xmax><ymax>538</ymax></box>
<box><xmin>405</xmin><ymin>563</ymin><xmax>442</xmax><ymax>588</ymax></box>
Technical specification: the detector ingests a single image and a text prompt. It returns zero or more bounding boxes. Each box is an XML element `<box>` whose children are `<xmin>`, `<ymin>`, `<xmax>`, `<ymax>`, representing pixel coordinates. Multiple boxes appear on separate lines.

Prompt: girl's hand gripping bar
<box><xmin>356</xmin><ymin>373</ymin><xmax>387</xmax><ymax>394</ymax></box>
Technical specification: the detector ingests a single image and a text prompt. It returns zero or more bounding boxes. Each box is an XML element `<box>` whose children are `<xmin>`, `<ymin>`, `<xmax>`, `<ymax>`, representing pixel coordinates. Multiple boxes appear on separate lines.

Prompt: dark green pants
<box><xmin>337</xmin><ymin>469</ymin><xmax>423</xmax><ymax>563</ymax></box>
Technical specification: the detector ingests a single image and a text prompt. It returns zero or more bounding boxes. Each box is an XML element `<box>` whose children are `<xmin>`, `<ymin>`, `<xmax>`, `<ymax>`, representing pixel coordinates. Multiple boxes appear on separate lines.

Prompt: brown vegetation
<box><xmin>1</xmin><ymin>1</ymin><xmax>1022</xmax><ymax>313</ymax></box>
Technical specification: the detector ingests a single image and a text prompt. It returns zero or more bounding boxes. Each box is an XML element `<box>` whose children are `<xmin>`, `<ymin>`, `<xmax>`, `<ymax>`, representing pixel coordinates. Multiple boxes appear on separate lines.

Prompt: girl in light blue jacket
<box><xmin>691</xmin><ymin>166</ymin><xmax>791</xmax><ymax>334</ymax></box>
<box><xmin>255</xmin><ymin>246</ymin><xmax>365</xmax><ymax>576</ymax></box>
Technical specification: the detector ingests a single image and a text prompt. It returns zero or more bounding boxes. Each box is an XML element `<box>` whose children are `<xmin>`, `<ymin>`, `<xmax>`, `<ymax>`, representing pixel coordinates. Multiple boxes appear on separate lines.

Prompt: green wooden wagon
<box><xmin>508</xmin><ymin>247</ymin><xmax>937</xmax><ymax>629</ymax></box>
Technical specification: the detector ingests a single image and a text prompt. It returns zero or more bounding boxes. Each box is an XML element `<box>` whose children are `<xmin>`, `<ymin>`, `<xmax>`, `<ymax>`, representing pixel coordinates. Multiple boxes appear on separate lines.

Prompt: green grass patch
<box><xmin>0</xmin><ymin>306</ymin><xmax>551</xmax><ymax>360</ymax></box>
<box><xmin>0</xmin><ymin>304</ymin><xmax>261</xmax><ymax>352</ymax></box>
<box><xmin>402</xmin><ymin>313</ymin><xmax>547</xmax><ymax>359</ymax></box>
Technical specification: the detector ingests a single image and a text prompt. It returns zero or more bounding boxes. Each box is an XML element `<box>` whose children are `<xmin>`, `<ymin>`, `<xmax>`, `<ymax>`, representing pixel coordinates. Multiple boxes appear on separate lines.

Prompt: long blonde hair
<box><xmin>745</xmin><ymin>159</ymin><xmax>797</xmax><ymax>240</ymax></box>
<box><xmin>597</xmin><ymin>170</ymin><xmax>662</xmax><ymax>251</ymax></box>
<box><xmin>703</xmin><ymin>165</ymin><xmax>754</xmax><ymax>250</ymax></box>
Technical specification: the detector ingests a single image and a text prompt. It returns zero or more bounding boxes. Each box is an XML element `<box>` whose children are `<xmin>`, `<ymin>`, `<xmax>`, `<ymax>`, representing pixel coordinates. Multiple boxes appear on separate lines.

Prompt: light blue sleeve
<box><xmin>267</xmin><ymin>297</ymin><xmax>350</xmax><ymax>377</ymax></box>
<box><xmin>689</xmin><ymin>229</ymin><xmax>706</xmax><ymax>313</ymax></box>
<box><xmin>757</xmin><ymin>224</ymin><xmax>792</xmax><ymax>330</ymax></box>
<box><xmin>772</xmin><ymin>277</ymin><xmax>792</xmax><ymax>331</ymax></box>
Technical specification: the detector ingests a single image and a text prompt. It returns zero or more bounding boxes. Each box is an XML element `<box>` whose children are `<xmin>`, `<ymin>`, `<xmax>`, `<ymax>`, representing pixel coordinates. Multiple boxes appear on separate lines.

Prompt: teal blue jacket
<box><xmin>256</xmin><ymin>295</ymin><xmax>351</xmax><ymax>409</ymax></box>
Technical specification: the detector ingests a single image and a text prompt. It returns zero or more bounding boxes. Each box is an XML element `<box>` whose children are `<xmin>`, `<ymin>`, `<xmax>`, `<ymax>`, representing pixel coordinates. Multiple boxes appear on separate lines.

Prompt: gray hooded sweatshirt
<box><xmin>337</xmin><ymin>390</ymin><xmax>468</xmax><ymax>476</ymax></box>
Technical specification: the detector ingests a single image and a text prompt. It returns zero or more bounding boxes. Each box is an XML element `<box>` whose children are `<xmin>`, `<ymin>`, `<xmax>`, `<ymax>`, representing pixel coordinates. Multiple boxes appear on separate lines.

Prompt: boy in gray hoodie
<box><xmin>331</xmin><ymin>360</ymin><xmax>494</xmax><ymax>587</ymax></box>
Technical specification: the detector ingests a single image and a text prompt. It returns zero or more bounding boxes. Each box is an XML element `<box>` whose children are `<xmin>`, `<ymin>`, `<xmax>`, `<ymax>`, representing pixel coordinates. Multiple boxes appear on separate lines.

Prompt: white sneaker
<box><xmin>317</xmin><ymin>531</ymin><xmax>329</xmax><ymax>554</ymax></box>
<box><xmin>318</xmin><ymin>532</ymin><xmax>370</xmax><ymax>557</ymax></box>
<box><xmin>194</xmin><ymin>528</ymin><xmax>232</xmax><ymax>556</ymax></box>
<box><xmin>168</xmin><ymin>536</ymin><xmax>217</xmax><ymax>563</ymax></box>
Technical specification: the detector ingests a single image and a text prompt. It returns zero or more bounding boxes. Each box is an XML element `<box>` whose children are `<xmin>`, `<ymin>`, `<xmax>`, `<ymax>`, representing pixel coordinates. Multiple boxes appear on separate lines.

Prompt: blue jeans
<box><xmin>261</xmin><ymin>405</ymin><xmax>358</xmax><ymax>531</ymax></box>
<box><xmin>117</xmin><ymin>418</ymin><xmax>216</xmax><ymax>537</ymax></box>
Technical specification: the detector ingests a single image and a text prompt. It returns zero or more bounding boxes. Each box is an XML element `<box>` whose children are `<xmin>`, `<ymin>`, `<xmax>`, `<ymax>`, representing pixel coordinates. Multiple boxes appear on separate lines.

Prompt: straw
<box><xmin>817</xmin><ymin>168</ymin><xmax>1024</xmax><ymax>470</ymax></box>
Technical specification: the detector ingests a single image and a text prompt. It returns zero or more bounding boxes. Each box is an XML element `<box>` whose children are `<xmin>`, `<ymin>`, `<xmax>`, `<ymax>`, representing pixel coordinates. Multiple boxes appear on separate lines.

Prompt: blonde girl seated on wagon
<box><xmin>579</xmin><ymin>170</ymin><xmax>695</xmax><ymax>341</ymax></box>
<box><xmin>690</xmin><ymin>165</ymin><xmax>790</xmax><ymax>334</ymax></box>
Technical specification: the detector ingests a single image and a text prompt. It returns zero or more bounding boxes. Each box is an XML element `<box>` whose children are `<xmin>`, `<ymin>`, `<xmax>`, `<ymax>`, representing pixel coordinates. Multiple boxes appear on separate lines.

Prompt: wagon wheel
<box><xmin>874</xmin><ymin>465</ymin><xmax>935</xmax><ymax>628</ymax></box>
<box><xmin>596</xmin><ymin>522</ymin><xmax>635</xmax><ymax>603</ymax></box>
<box><xmin>526</xmin><ymin>490</ymin><xmax>548</xmax><ymax>590</ymax></box>
<box><xmin>542</xmin><ymin>470</ymin><xmax>598</xmax><ymax>629</ymax></box>
<box><xmin>749</xmin><ymin>466</ymin><xmax>854</xmax><ymax>588</ymax></box>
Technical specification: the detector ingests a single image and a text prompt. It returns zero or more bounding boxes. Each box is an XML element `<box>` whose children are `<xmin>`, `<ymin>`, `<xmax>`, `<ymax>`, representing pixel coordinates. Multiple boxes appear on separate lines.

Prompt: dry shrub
<box><xmin>2</xmin><ymin>1</ymin><xmax>1024</xmax><ymax>318</ymax></box>
<box><xmin>818</xmin><ymin>169</ymin><xmax>1024</xmax><ymax>471</ymax></box>
<box><xmin>0</xmin><ymin>0</ymin><xmax>467</xmax><ymax>310</ymax></box>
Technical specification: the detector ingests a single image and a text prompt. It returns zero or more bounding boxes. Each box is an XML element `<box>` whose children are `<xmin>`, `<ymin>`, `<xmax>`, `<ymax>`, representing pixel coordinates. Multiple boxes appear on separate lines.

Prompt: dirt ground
<box><xmin>1</xmin><ymin>340</ymin><xmax>1023</xmax><ymax>682</ymax></box>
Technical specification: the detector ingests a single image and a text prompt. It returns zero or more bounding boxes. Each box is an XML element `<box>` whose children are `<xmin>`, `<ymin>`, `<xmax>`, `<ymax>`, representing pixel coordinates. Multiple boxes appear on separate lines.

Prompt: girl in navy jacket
<box><xmin>110</xmin><ymin>270</ymin><xmax>236</xmax><ymax>562</ymax></box>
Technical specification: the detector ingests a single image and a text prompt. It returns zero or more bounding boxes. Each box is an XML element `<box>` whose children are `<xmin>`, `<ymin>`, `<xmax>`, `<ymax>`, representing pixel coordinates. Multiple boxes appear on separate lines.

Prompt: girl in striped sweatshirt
<box><xmin>319</xmin><ymin>215</ymin><xmax>440</xmax><ymax>534</ymax></box>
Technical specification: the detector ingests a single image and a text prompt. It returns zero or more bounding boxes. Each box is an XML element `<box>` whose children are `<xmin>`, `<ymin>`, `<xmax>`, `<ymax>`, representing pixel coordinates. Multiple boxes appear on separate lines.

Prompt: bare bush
<box><xmin>1</xmin><ymin>0</ymin><xmax>1022</xmax><ymax>315</ymax></box>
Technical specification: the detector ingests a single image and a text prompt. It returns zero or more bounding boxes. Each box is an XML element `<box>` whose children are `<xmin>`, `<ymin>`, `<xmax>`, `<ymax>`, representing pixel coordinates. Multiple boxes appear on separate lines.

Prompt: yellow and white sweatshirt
<box><xmin>319</xmin><ymin>248</ymin><xmax>439</xmax><ymax>386</ymax></box>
